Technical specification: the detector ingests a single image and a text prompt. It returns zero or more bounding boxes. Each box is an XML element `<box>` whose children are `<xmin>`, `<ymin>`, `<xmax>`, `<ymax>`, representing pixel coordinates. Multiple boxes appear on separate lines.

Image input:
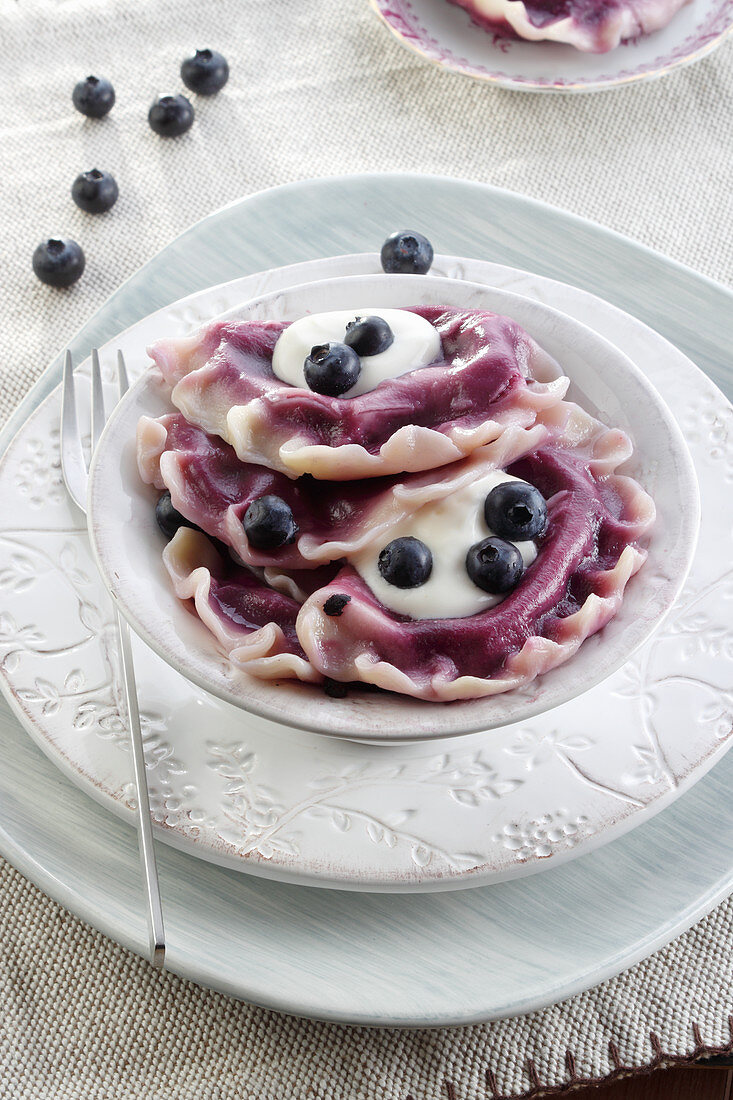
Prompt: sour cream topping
<box><xmin>271</xmin><ymin>308</ymin><xmax>441</xmax><ymax>397</ymax></box>
<box><xmin>351</xmin><ymin>471</ymin><xmax>539</xmax><ymax>620</ymax></box>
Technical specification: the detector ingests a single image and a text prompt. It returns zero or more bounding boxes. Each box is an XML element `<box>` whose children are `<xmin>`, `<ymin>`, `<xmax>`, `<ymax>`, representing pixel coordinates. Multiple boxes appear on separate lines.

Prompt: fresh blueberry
<box><xmin>32</xmin><ymin>239</ymin><xmax>85</xmax><ymax>288</ymax></box>
<box><xmin>155</xmin><ymin>491</ymin><xmax>200</xmax><ymax>540</ymax></box>
<box><xmin>148</xmin><ymin>94</ymin><xmax>194</xmax><ymax>137</ymax></box>
<box><xmin>71</xmin><ymin>169</ymin><xmax>119</xmax><ymax>214</ymax></box>
<box><xmin>466</xmin><ymin>537</ymin><xmax>524</xmax><ymax>595</ymax></box>
<box><xmin>344</xmin><ymin>315</ymin><xmax>394</xmax><ymax>357</ymax></box>
<box><xmin>181</xmin><ymin>49</ymin><xmax>229</xmax><ymax>95</ymax></box>
<box><xmin>304</xmin><ymin>342</ymin><xmax>361</xmax><ymax>396</ymax></box>
<box><xmin>243</xmin><ymin>495</ymin><xmax>298</xmax><ymax>550</ymax></box>
<box><xmin>484</xmin><ymin>481</ymin><xmax>547</xmax><ymax>541</ymax></box>
<box><xmin>380</xmin><ymin>230</ymin><xmax>434</xmax><ymax>275</ymax></box>
<box><xmin>378</xmin><ymin>536</ymin><xmax>433</xmax><ymax>589</ymax></box>
<box><xmin>72</xmin><ymin>75</ymin><xmax>115</xmax><ymax>118</ymax></box>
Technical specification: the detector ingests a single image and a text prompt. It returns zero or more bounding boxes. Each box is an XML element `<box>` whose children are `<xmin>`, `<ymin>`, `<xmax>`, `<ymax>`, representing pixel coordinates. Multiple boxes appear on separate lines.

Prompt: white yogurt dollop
<box><xmin>351</xmin><ymin>471</ymin><xmax>538</xmax><ymax>620</ymax></box>
<box><xmin>271</xmin><ymin>308</ymin><xmax>441</xmax><ymax>397</ymax></box>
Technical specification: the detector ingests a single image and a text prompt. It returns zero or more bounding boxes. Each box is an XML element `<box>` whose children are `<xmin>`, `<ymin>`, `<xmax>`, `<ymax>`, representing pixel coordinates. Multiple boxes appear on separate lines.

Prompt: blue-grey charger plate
<box><xmin>1</xmin><ymin>173</ymin><xmax>732</xmax><ymax>1027</ymax></box>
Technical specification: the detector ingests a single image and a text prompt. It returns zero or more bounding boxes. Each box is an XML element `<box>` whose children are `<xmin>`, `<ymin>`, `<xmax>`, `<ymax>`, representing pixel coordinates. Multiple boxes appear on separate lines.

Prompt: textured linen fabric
<box><xmin>0</xmin><ymin>0</ymin><xmax>732</xmax><ymax>1097</ymax></box>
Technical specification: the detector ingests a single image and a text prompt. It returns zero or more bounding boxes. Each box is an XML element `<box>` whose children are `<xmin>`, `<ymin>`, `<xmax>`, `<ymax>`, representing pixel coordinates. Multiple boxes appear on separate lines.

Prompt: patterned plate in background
<box><xmin>371</xmin><ymin>0</ymin><xmax>733</xmax><ymax>90</ymax></box>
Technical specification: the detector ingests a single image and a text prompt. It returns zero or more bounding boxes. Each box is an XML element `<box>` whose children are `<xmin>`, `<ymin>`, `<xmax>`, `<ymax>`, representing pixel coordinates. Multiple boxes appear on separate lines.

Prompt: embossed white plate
<box><xmin>1</xmin><ymin>177</ymin><xmax>732</xmax><ymax>1023</ymax></box>
<box><xmin>87</xmin><ymin>272</ymin><xmax>698</xmax><ymax>742</ymax></box>
<box><xmin>371</xmin><ymin>0</ymin><xmax>733</xmax><ymax>91</ymax></box>
<box><xmin>0</xmin><ymin>251</ymin><xmax>729</xmax><ymax>891</ymax></box>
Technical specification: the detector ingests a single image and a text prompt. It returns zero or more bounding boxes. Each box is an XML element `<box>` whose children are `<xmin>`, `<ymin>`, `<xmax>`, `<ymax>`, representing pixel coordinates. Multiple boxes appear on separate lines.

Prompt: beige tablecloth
<box><xmin>1</xmin><ymin>0</ymin><xmax>732</xmax><ymax>1096</ymax></box>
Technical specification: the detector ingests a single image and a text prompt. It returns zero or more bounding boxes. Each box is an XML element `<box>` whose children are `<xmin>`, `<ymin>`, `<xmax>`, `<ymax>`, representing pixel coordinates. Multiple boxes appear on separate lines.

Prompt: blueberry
<box><xmin>380</xmin><ymin>230</ymin><xmax>434</xmax><ymax>275</ymax></box>
<box><xmin>148</xmin><ymin>94</ymin><xmax>194</xmax><ymax>137</ymax></box>
<box><xmin>466</xmin><ymin>537</ymin><xmax>524</xmax><ymax>595</ymax></box>
<box><xmin>484</xmin><ymin>481</ymin><xmax>547</xmax><ymax>541</ymax></box>
<box><xmin>32</xmin><ymin>239</ymin><xmax>85</xmax><ymax>288</ymax></box>
<box><xmin>243</xmin><ymin>495</ymin><xmax>298</xmax><ymax>550</ymax></box>
<box><xmin>378</xmin><ymin>536</ymin><xmax>433</xmax><ymax>589</ymax></box>
<box><xmin>72</xmin><ymin>75</ymin><xmax>115</xmax><ymax>118</ymax></box>
<box><xmin>155</xmin><ymin>491</ymin><xmax>200</xmax><ymax>540</ymax></box>
<box><xmin>71</xmin><ymin>169</ymin><xmax>118</xmax><ymax>214</ymax></box>
<box><xmin>181</xmin><ymin>49</ymin><xmax>229</xmax><ymax>95</ymax></box>
<box><xmin>304</xmin><ymin>342</ymin><xmax>361</xmax><ymax>396</ymax></box>
<box><xmin>344</xmin><ymin>315</ymin><xmax>394</xmax><ymax>357</ymax></box>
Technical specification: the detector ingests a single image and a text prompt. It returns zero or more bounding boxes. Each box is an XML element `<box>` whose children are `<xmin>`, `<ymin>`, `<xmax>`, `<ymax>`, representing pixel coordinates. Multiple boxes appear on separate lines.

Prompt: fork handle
<box><xmin>115</xmin><ymin>608</ymin><xmax>166</xmax><ymax>968</ymax></box>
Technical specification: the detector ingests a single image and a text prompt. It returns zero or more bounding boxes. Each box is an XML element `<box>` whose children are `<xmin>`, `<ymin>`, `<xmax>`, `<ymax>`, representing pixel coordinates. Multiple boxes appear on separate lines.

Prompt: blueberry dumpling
<box><xmin>146</xmin><ymin>306</ymin><xmax>568</xmax><ymax>480</ymax></box>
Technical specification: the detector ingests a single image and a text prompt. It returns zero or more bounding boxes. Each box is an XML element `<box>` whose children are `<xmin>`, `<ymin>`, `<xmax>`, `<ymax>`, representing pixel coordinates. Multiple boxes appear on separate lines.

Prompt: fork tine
<box><xmin>60</xmin><ymin>350</ymin><xmax>87</xmax><ymax>513</ymax></box>
<box><xmin>117</xmin><ymin>349</ymin><xmax>130</xmax><ymax>400</ymax></box>
<box><xmin>90</xmin><ymin>349</ymin><xmax>106</xmax><ymax>453</ymax></box>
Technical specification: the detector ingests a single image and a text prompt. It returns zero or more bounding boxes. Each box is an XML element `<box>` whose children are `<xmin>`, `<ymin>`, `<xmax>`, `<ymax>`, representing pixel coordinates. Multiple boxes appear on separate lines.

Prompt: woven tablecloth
<box><xmin>1</xmin><ymin>0</ymin><xmax>732</xmax><ymax>1096</ymax></box>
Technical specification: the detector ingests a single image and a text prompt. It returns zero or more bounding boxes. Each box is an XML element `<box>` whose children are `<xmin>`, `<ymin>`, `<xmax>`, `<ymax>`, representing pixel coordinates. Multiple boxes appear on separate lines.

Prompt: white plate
<box><xmin>0</xmin><ymin>251</ymin><xmax>727</xmax><ymax>892</ymax></box>
<box><xmin>87</xmin><ymin>271</ymin><xmax>698</xmax><ymax>742</ymax></box>
<box><xmin>371</xmin><ymin>0</ymin><xmax>733</xmax><ymax>90</ymax></box>
<box><xmin>0</xmin><ymin>175</ymin><xmax>731</xmax><ymax>1024</ymax></box>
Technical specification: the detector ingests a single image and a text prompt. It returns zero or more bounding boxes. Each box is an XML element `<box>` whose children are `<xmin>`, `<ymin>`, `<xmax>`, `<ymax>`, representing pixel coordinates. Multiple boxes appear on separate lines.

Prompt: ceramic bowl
<box><xmin>87</xmin><ymin>273</ymin><xmax>699</xmax><ymax>741</ymax></box>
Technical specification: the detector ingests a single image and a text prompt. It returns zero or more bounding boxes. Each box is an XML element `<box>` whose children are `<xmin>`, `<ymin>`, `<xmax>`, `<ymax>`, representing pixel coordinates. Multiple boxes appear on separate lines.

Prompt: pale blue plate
<box><xmin>1</xmin><ymin>174</ymin><xmax>732</xmax><ymax>1026</ymax></box>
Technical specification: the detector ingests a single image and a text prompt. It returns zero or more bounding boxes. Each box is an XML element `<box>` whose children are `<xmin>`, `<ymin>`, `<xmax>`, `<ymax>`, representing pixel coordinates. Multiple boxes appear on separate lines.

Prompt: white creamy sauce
<box><xmin>351</xmin><ymin>471</ymin><xmax>538</xmax><ymax>620</ymax></box>
<box><xmin>271</xmin><ymin>308</ymin><xmax>441</xmax><ymax>397</ymax></box>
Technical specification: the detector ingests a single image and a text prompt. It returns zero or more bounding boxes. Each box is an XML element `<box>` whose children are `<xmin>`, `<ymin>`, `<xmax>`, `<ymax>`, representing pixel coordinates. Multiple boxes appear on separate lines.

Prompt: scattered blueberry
<box><xmin>155</xmin><ymin>492</ymin><xmax>200</xmax><ymax>540</ymax></box>
<box><xmin>148</xmin><ymin>94</ymin><xmax>195</xmax><ymax>137</ymax></box>
<box><xmin>323</xmin><ymin>593</ymin><xmax>351</xmax><ymax>617</ymax></box>
<box><xmin>243</xmin><ymin>495</ymin><xmax>298</xmax><ymax>550</ymax></box>
<box><xmin>71</xmin><ymin>169</ymin><xmax>119</xmax><ymax>214</ymax></box>
<box><xmin>378</xmin><ymin>536</ymin><xmax>433</xmax><ymax>589</ymax></box>
<box><xmin>344</xmin><ymin>315</ymin><xmax>394</xmax><ymax>357</ymax></box>
<box><xmin>181</xmin><ymin>49</ymin><xmax>229</xmax><ymax>95</ymax></box>
<box><xmin>72</xmin><ymin>75</ymin><xmax>115</xmax><ymax>118</ymax></box>
<box><xmin>380</xmin><ymin>230</ymin><xmax>434</xmax><ymax>275</ymax></box>
<box><xmin>484</xmin><ymin>481</ymin><xmax>547</xmax><ymax>542</ymax></box>
<box><xmin>466</xmin><ymin>537</ymin><xmax>524</xmax><ymax>595</ymax></box>
<box><xmin>32</xmin><ymin>239</ymin><xmax>85</xmax><ymax>288</ymax></box>
<box><xmin>304</xmin><ymin>342</ymin><xmax>361</xmax><ymax>396</ymax></box>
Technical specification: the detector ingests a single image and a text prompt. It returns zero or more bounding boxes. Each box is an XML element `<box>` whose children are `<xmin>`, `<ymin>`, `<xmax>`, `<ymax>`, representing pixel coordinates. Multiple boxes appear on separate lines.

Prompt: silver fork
<box><xmin>61</xmin><ymin>348</ymin><xmax>165</xmax><ymax>969</ymax></box>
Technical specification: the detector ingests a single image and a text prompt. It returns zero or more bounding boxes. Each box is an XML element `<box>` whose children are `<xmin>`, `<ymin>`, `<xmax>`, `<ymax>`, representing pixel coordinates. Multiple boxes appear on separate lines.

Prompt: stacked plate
<box><xmin>1</xmin><ymin>176</ymin><xmax>731</xmax><ymax>1025</ymax></box>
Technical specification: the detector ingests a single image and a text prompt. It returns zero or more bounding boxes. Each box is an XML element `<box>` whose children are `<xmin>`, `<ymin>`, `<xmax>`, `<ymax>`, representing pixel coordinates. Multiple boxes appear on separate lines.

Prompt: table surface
<box><xmin>573</xmin><ymin>1065</ymin><xmax>733</xmax><ymax>1098</ymax></box>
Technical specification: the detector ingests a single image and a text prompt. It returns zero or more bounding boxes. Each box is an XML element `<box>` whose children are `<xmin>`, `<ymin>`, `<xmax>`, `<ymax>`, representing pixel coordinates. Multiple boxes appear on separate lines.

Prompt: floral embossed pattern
<box><xmin>0</xmin><ymin>261</ymin><xmax>731</xmax><ymax>889</ymax></box>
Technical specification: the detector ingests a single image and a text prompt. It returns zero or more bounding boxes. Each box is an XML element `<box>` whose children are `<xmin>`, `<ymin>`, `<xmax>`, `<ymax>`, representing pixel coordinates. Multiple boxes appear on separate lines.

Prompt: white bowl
<box><xmin>88</xmin><ymin>273</ymin><xmax>699</xmax><ymax>742</ymax></box>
